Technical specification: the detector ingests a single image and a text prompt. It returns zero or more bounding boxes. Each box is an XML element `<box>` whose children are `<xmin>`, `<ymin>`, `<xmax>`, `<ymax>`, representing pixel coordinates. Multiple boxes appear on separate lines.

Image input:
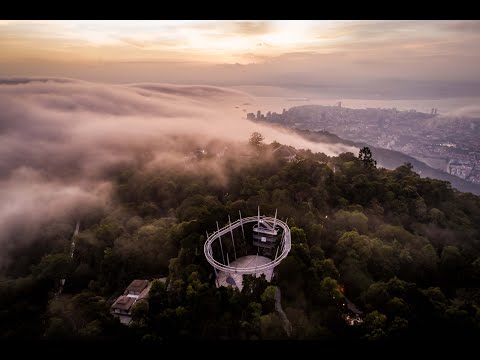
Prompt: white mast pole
<box><xmin>273</xmin><ymin>208</ymin><xmax>278</xmax><ymax>230</ymax></box>
<box><xmin>239</xmin><ymin>210</ymin><xmax>245</xmax><ymax>239</ymax></box>
<box><xmin>228</xmin><ymin>215</ymin><xmax>237</xmax><ymax>260</ymax></box>
<box><xmin>258</xmin><ymin>205</ymin><xmax>260</xmax><ymax>227</ymax></box>
<box><xmin>216</xmin><ymin>221</ymin><xmax>226</xmax><ymax>265</ymax></box>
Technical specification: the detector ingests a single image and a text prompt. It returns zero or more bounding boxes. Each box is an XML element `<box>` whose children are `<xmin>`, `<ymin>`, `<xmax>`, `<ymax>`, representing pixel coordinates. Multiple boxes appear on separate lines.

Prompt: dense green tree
<box><xmin>358</xmin><ymin>147</ymin><xmax>377</xmax><ymax>168</ymax></box>
<box><xmin>334</xmin><ymin>210</ymin><xmax>369</xmax><ymax>234</ymax></box>
<box><xmin>260</xmin><ymin>313</ymin><xmax>286</xmax><ymax>339</ymax></box>
<box><xmin>260</xmin><ymin>285</ymin><xmax>277</xmax><ymax>313</ymax></box>
<box><xmin>362</xmin><ymin>310</ymin><xmax>387</xmax><ymax>341</ymax></box>
<box><xmin>33</xmin><ymin>253</ymin><xmax>73</xmax><ymax>283</ymax></box>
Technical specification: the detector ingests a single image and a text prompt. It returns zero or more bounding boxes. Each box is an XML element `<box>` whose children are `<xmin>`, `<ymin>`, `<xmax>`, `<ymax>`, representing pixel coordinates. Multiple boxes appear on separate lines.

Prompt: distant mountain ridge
<box><xmin>296</xmin><ymin>128</ymin><xmax>480</xmax><ymax>195</ymax></box>
<box><xmin>255</xmin><ymin>120</ymin><xmax>480</xmax><ymax>195</ymax></box>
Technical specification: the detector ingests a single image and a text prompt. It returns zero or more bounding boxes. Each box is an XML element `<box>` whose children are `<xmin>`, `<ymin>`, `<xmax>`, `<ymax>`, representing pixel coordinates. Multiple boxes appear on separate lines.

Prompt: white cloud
<box><xmin>0</xmin><ymin>78</ymin><xmax>352</xmax><ymax>266</ymax></box>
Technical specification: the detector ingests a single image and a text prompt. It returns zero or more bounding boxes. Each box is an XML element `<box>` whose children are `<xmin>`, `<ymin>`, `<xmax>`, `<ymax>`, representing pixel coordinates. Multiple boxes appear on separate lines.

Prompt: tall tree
<box><xmin>249</xmin><ymin>132</ymin><xmax>264</xmax><ymax>148</ymax></box>
<box><xmin>358</xmin><ymin>147</ymin><xmax>377</xmax><ymax>168</ymax></box>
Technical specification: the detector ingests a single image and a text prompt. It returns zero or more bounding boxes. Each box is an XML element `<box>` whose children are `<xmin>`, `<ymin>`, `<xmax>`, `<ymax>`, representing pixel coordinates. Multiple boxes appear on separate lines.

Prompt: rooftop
<box><xmin>126</xmin><ymin>279</ymin><xmax>149</xmax><ymax>294</ymax></box>
<box><xmin>272</xmin><ymin>145</ymin><xmax>296</xmax><ymax>158</ymax></box>
<box><xmin>253</xmin><ymin>219</ymin><xmax>279</xmax><ymax>236</ymax></box>
<box><xmin>111</xmin><ymin>295</ymin><xmax>136</xmax><ymax>311</ymax></box>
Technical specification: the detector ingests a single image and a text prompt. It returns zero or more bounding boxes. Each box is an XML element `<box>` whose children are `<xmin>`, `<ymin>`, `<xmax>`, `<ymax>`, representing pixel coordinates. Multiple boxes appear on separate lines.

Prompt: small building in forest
<box><xmin>272</xmin><ymin>145</ymin><xmax>297</xmax><ymax>162</ymax></box>
<box><xmin>110</xmin><ymin>279</ymin><xmax>152</xmax><ymax>325</ymax></box>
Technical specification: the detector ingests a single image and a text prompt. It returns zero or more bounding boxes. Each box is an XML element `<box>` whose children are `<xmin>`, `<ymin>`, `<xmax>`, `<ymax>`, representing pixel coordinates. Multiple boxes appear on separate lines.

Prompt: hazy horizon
<box><xmin>2</xmin><ymin>20</ymin><xmax>480</xmax><ymax>99</ymax></box>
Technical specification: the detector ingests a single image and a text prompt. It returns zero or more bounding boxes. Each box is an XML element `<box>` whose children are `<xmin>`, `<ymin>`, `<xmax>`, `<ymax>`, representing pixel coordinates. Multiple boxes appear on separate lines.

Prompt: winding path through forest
<box><xmin>274</xmin><ymin>287</ymin><xmax>292</xmax><ymax>337</ymax></box>
<box><xmin>56</xmin><ymin>221</ymin><xmax>80</xmax><ymax>296</ymax></box>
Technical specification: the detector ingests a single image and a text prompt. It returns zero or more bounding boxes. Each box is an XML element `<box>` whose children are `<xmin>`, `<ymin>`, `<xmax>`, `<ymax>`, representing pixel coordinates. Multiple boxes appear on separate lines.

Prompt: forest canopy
<box><xmin>0</xmin><ymin>135</ymin><xmax>479</xmax><ymax>343</ymax></box>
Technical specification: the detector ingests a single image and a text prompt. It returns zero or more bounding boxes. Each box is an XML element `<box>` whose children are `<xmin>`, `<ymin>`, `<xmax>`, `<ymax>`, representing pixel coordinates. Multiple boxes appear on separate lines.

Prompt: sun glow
<box><xmin>1</xmin><ymin>20</ymin><xmax>478</xmax><ymax>84</ymax></box>
<box><xmin>0</xmin><ymin>20</ymin><xmax>343</xmax><ymax>64</ymax></box>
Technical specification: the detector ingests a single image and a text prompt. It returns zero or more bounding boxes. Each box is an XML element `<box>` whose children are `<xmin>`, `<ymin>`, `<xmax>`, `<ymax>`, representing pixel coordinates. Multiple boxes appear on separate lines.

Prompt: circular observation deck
<box><xmin>204</xmin><ymin>216</ymin><xmax>291</xmax><ymax>274</ymax></box>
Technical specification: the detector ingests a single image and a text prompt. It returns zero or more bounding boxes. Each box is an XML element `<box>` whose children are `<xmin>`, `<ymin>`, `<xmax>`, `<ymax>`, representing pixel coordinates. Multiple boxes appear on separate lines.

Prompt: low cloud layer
<box><xmin>0</xmin><ymin>78</ymin><xmax>353</xmax><ymax>267</ymax></box>
<box><xmin>443</xmin><ymin>105</ymin><xmax>480</xmax><ymax>118</ymax></box>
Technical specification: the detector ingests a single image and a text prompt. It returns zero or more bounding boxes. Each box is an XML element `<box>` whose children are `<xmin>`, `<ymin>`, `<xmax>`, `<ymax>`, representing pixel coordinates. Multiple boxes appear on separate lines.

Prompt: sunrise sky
<box><xmin>1</xmin><ymin>20</ymin><xmax>480</xmax><ymax>96</ymax></box>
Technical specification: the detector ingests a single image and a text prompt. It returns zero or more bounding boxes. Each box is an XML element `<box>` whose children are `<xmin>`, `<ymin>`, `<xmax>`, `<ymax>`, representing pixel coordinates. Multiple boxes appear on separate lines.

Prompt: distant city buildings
<box><xmin>249</xmin><ymin>104</ymin><xmax>480</xmax><ymax>184</ymax></box>
<box><xmin>448</xmin><ymin>160</ymin><xmax>473</xmax><ymax>180</ymax></box>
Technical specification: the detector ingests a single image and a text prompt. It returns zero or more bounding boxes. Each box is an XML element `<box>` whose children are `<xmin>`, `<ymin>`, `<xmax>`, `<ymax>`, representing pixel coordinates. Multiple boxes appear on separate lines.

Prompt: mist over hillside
<box><xmin>0</xmin><ymin>78</ymin><xmax>354</xmax><ymax>267</ymax></box>
<box><xmin>292</xmin><ymin>128</ymin><xmax>480</xmax><ymax>196</ymax></box>
<box><xmin>250</xmin><ymin>105</ymin><xmax>480</xmax><ymax>196</ymax></box>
